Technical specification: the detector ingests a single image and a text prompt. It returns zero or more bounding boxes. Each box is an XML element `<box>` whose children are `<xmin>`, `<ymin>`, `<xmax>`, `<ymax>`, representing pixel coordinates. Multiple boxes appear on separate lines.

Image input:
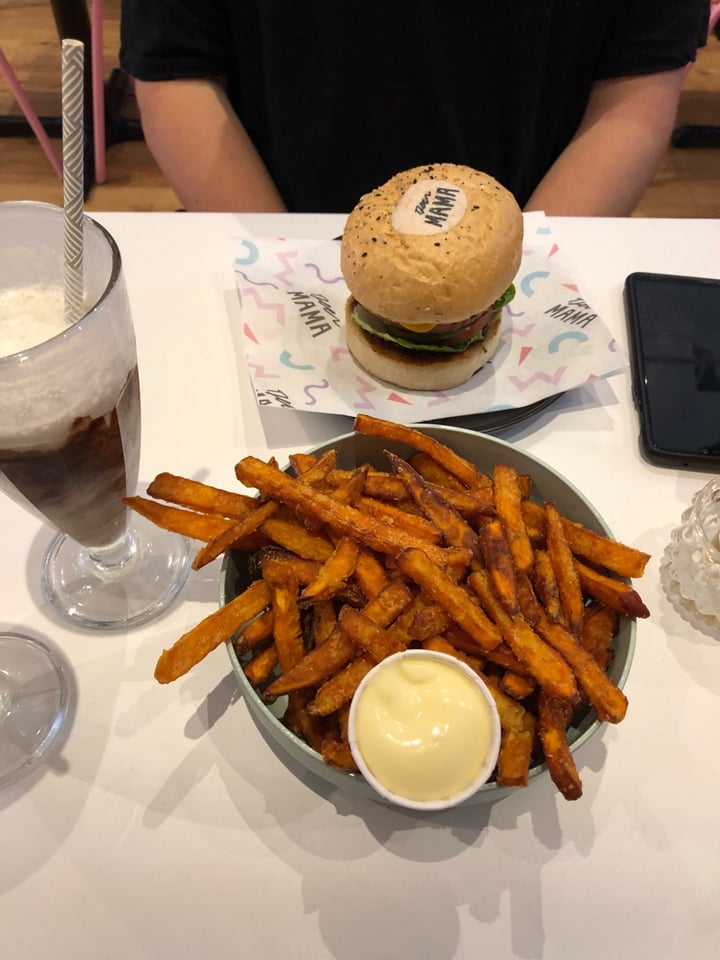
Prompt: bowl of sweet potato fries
<box><xmin>127</xmin><ymin>415</ymin><xmax>650</xmax><ymax>805</ymax></box>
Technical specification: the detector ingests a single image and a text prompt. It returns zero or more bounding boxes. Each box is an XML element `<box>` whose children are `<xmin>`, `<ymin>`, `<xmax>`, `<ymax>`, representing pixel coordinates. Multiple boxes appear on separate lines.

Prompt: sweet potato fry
<box><xmin>308</xmin><ymin>655</ymin><xmax>375</xmax><ymax>716</ymax></box>
<box><xmin>493</xmin><ymin>463</ymin><xmax>534</xmax><ymax>575</ymax></box>
<box><xmin>243</xmin><ymin>643</ymin><xmax>278</xmax><ymax>686</ymax></box>
<box><xmin>327</xmin><ymin>467</ymin><xmax>407</xmax><ymax>501</ymax></box>
<box><xmin>408</xmin><ymin>451</ymin><xmax>467</xmax><ymax>491</ymax></box>
<box><xmin>192</xmin><ymin>500</ymin><xmax>278</xmax><ymax>570</ymax></box>
<box><xmin>155</xmin><ymin>579</ymin><xmax>271</xmax><ymax>683</ymax></box>
<box><xmin>561</xmin><ymin>518</ymin><xmax>650</xmax><ymax>579</ymax></box>
<box><xmin>353</xmin><ymin>414</ymin><xmax>484</xmax><ymax>488</ymax></box>
<box><xmin>263</xmin><ymin>629</ymin><xmax>356</xmax><ymax>701</ymax></box>
<box><xmin>468</xmin><ymin>568</ymin><xmax>577</xmax><ymax>701</ymax></box>
<box><xmin>320</xmin><ymin>736</ymin><xmax>359</xmax><ymax>772</ymax></box>
<box><xmin>234</xmin><ymin>608</ymin><xmax>274</xmax><ymax>654</ymax></box>
<box><xmin>396</xmin><ymin>547</ymin><xmax>502</xmax><ymax>652</ymax></box>
<box><xmin>354</xmin><ymin>550</ymin><xmax>389</xmax><ymax>599</ymax></box>
<box><xmin>521</xmin><ymin>500</ymin><xmax>650</xmax><ymax>579</ymax></box>
<box><xmin>576</xmin><ymin>561</ymin><xmax>650</xmax><ymax>618</ymax></box>
<box><xmin>355</xmin><ymin>495</ymin><xmax>441</xmax><ymax>542</ymax></box>
<box><xmin>531</xmin><ymin>548</ymin><xmax>566</xmax><ymax>625</ymax></box>
<box><xmin>532</xmin><ymin>613</ymin><xmax>627</xmax><ymax>723</ymax></box>
<box><xmin>338</xmin><ymin>606</ymin><xmax>408</xmax><ymax>662</ymax></box>
<box><xmin>501</xmin><ymin>671</ymin><xmax>537</xmax><ymax>700</ymax></box>
<box><xmin>478</xmin><ymin>671</ymin><xmax>536</xmax><ymax>788</ymax></box>
<box><xmin>328</xmin><ymin>465</ymin><xmax>368</xmax><ymax>506</ymax></box>
<box><xmin>581</xmin><ymin>602</ymin><xmax>618</xmax><ymax>669</ymax></box>
<box><xmin>310</xmin><ymin>598</ymin><xmax>338</xmax><ymax>647</ymax></box>
<box><xmin>538</xmin><ymin>692</ymin><xmax>582</xmax><ymax>800</ymax></box>
<box><xmin>252</xmin><ymin>547</ymin><xmax>323</xmax><ymax>586</ymax></box>
<box><xmin>478</xmin><ymin>517</ymin><xmax>519</xmax><ymax>616</ymax></box>
<box><xmin>545</xmin><ymin>501</ymin><xmax>584</xmax><ymax>637</ymax></box>
<box><xmin>496</xmin><ymin>729</ymin><xmax>534</xmax><ymax>788</ymax></box>
<box><xmin>289</xmin><ymin>448</ymin><xmax>336</xmax><ymax>484</ymax></box>
<box><xmin>285</xmin><ymin>690</ymin><xmax>329</xmax><ymax>752</ymax></box>
<box><xmin>299</xmin><ymin>536</ymin><xmax>360</xmax><ymax>605</ymax></box>
<box><xmin>387</xmin><ymin>451</ymin><xmax>481</xmax><ymax>558</ymax></box>
<box><xmin>263</xmin><ymin>579</ymin><xmax>412</xmax><ymax>699</ymax></box>
<box><xmin>422</xmin><ymin>634</ymin><xmax>484</xmax><ymax>675</ymax></box>
<box><xmin>261</xmin><ymin>558</ymin><xmax>305</xmax><ymax>673</ymax></box>
<box><xmin>146</xmin><ymin>472</ymin><xmax>257</xmax><ymax>519</ymax></box>
<box><xmin>125</xmin><ymin>495</ymin><xmax>232</xmax><ymax>542</ymax></box>
<box><xmin>260</xmin><ymin>517</ymin><xmax>334</xmax><ymax>562</ymax></box>
<box><xmin>401</xmin><ymin>600</ymin><xmax>452</xmax><ymax>643</ymax></box>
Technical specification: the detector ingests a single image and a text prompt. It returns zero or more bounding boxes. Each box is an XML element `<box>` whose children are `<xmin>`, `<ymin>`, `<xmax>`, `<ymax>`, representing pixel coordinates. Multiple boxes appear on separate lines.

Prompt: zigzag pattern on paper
<box><xmin>507</xmin><ymin>365</ymin><xmax>567</xmax><ymax>391</ymax></box>
<box><xmin>249</xmin><ymin>362</ymin><xmax>281</xmax><ymax>380</ymax></box>
<box><xmin>505</xmin><ymin>322</ymin><xmax>536</xmax><ymax>337</ymax></box>
<box><xmin>273</xmin><ymin>250</ymin><xmax>299</xmax><ymax>286</ymax></box>
<box><xmin>240</xmin><ymin>287</ymin><xmax>286</xmax><ymax>326</ymax></box>
<box><xmin>329</xmin><ymin>346</ymin><xmax>350</xmax><ymax>362</ymax></box>
<box><xmin>353</xmin><ymin>378</ymin><xmax>378</xmax><ymax>410</ymax></box>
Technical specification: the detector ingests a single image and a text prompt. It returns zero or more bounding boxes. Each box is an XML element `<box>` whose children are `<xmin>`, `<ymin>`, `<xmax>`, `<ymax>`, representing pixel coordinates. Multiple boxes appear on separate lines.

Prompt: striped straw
<box><xmin>61</xmin><ymin>38</ymin><xmax>85</xmax><ymax>325</ymax></box>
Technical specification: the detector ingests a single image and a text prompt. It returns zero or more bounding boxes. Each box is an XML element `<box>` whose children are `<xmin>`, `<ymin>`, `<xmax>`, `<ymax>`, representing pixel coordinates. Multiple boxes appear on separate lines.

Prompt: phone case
<box><xmin>624</xmin><ymin>272</ymin><xmax>720</xmax><ymax>472</ymax></box>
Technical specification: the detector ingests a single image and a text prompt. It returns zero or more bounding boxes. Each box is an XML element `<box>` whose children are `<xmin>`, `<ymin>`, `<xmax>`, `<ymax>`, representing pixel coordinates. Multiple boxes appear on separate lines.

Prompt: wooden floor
<box><xmin>1</xmin><ymin>0</ymin><xmax>719</xmax><ymax>216</ymax></box>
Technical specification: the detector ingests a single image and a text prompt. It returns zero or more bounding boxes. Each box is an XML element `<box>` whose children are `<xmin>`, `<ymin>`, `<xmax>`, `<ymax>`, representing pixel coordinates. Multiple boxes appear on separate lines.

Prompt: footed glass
<box><xmin>0</xmin><ymin>201</ymin><xmax>191</xmax><ymax>630</ymax></box>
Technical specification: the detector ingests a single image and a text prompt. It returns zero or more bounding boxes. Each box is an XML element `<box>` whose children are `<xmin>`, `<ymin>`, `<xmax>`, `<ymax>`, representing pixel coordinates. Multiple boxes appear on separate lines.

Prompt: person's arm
<box><xmin>134</xmin><ymin>78</ymin><xmax>287</xmax><ymax>212</ymax></box>
<box><xmin>524</xmin><ymin>68</ymin><xmax>688</xmax><ymax>216</ymax></box>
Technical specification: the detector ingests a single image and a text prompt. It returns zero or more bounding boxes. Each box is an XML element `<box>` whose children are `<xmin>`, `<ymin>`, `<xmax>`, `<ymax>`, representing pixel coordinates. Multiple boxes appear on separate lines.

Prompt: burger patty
<box><xmin>351</xmin><ymin>302</ymin><xmax>496</xmax><ymax>354</ymax></box>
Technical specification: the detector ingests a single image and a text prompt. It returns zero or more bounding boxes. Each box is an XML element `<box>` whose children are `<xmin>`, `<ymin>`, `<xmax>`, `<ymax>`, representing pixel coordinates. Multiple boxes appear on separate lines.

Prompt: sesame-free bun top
<box><xmin>341</xmin><ymin>163</ymin><xmax>523</xmax><ymax>327</ymax></box>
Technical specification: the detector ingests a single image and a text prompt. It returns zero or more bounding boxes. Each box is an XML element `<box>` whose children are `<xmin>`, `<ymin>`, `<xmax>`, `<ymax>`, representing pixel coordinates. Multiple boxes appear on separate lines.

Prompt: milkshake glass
<box><xmin>0</xmin><ymin>201</ymin><xmax>191</xmax><ymax>627</ymax></box>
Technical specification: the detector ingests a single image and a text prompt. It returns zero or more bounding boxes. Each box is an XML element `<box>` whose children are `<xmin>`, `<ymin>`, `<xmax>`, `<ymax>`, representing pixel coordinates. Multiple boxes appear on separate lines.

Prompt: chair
<box><xmin>0</xmin><ymin>0</ymin><xmax>142</xmax><ymax>193</ymax></box>
<box><xmin>0</xmin><ymin>47</ymin><xmax>63</xmax><ymax>179</ymax></box>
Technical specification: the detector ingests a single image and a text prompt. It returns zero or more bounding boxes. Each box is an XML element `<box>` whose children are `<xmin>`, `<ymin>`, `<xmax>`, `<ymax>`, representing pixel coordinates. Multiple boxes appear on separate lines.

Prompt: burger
<box><xmin>340</xmin><ymin>163</ymin><xmax>523</xmax><ymax>391</ymax></box>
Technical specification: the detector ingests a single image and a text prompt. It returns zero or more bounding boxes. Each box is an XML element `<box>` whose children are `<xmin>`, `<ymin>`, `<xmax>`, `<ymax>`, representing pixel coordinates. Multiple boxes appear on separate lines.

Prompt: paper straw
<box><xmin>61</xmin><ymin>39</ymin><xmax>85</xmax><ymax>326</ymax></box>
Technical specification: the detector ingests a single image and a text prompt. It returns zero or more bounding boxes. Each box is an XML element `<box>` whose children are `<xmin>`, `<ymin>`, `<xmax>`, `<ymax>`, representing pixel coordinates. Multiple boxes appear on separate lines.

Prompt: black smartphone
<box><xmin>624</xmin><ymin>271</ymin><xmax>720</xmax><ymax>471</ymax></box>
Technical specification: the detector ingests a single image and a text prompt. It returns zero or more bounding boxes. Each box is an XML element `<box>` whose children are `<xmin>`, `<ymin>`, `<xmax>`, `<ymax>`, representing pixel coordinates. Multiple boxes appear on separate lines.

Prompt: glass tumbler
<box><xmin>663</xmin><ymin>477</ymin><xmax>720</xmax><ymax>623</ymax></box>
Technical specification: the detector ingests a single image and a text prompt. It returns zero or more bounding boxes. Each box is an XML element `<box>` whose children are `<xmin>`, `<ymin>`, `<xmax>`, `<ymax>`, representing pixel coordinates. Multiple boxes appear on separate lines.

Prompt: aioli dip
<box><xmin>349</xmin><ymin>650</ymin><xmax>501</xmax><ymax>809</ymax></box>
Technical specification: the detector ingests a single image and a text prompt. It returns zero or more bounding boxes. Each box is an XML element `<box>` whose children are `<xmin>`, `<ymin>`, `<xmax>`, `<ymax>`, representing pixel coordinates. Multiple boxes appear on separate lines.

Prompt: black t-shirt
<box><xmin>120</xmin><ymin>0</ymin><xmax>708</xmax><ymax>212</ymax></box>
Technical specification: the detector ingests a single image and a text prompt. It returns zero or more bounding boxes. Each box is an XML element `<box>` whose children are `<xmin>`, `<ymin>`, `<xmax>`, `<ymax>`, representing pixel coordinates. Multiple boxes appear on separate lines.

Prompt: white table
<box><xmin>3</xmin><ymin>213</ymin><xmax>720</xmax><ymax>960</ymax></box>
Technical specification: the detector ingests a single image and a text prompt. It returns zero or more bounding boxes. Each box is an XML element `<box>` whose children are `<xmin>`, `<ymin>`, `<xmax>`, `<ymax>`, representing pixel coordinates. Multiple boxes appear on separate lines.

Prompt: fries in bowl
<box><xmin>127</xmin><ymin>415</ymin><xmax>650</xmax><ymax>804</ymax></box>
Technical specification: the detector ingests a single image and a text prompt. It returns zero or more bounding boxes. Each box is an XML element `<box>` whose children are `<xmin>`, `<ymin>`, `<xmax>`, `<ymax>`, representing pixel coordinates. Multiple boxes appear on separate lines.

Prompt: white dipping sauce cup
<box><xmin>348</xmin><ymin>649</ymin><xmax>502</xmax><ymax>811</ymax></box>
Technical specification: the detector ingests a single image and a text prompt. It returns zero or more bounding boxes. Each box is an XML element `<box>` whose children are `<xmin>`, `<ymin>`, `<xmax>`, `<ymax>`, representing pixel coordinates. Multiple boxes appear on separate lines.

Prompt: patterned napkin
<box><xmin>233</xmin><ymin>212</ymin><xmax>624</xmax><ymax>423</ymax></box>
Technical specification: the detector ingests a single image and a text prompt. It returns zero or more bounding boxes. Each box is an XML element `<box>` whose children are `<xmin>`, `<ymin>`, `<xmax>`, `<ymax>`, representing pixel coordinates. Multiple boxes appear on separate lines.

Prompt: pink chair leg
<box><xmin>0</xmin><ymin>47</ymin><xmax>63</xmax><ymax>180</ymax></box>
<box><xmin>91</xmin><ymin>0</ymin><xmax>106</xmax><ymax>183</ymax></box>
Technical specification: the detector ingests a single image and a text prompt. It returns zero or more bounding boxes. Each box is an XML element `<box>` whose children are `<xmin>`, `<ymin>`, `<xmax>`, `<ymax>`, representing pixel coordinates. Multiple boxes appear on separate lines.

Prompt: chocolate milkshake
<box><xmin>0</xmin><ymin>280</ymin><xmax>139</xmax><ymax>548</ymax></box>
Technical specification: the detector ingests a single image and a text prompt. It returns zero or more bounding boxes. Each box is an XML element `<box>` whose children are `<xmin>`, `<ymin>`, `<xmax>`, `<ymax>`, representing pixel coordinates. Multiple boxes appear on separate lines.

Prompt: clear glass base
<box><xmin>0</xmin><ymin>632</ymin><xmax>72</xmax><ymax>789</ymax></box>
<box><xmin>41</xmin><ymin>514</ymin><xmax>192</xmax><ymax>630</ymax></box>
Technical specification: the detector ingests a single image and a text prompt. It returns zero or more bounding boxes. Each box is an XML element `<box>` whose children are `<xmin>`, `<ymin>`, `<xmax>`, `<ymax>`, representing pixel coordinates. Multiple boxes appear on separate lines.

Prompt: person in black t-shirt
<box><xmin>119</xmin><ymin>1</ymin><xmax>709</xmax><ymax>215</ymax></box>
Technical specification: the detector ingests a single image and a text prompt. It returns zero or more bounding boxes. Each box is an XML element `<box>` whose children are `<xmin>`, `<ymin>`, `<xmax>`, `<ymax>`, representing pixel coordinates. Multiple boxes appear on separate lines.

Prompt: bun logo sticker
<box><xmin>391</xmin><ymin>179</ymin><xmax>468</xmax><ymax>235</ymax></box>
